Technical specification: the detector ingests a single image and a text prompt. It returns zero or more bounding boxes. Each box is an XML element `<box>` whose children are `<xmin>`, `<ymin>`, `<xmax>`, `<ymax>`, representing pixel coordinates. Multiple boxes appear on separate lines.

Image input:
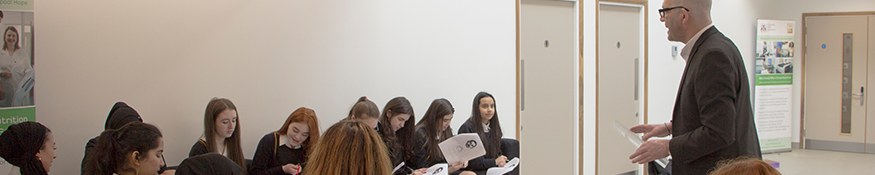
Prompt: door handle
<box><xmin>634</xmin><ymin>58</ymin><xmax>639</xmax><ymax>101</ymax></box>
<box><xmin>521</xmin><ymin>59</ymin><xmax>525</xmax><ymax>111</ymax></box>
<box><xmin>853</xmin><ymin>87</ymin><xmax>864</xmax><ymax>106</ymax></box>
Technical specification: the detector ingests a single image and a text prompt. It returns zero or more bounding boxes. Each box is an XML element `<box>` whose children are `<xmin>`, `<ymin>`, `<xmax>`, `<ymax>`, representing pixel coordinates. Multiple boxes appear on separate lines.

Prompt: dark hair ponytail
<box><xmin>348</xmin><ymin>96</ymin><xmax>380</xmax><ymax>120</ymax></box>
<box><xmin>85</xmin><ymin>122</ymin><xmax>162</xmax><ymax>175</ymax></box>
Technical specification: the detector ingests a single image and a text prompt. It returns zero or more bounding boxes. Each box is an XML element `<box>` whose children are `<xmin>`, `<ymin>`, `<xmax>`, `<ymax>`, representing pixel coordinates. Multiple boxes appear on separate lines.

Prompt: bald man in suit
<box><xmin>628</xmin><ymin>0</ymin><xmax>761</xmax><ymax>174</ymax></box>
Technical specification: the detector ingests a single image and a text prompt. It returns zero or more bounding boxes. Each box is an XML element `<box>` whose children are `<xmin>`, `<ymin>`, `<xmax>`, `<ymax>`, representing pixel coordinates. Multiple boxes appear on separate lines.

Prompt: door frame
<box><xmin>595</xmin><ymin>0</ymin><xmax>649</xmax><ymax>174</ymax></box>
<box><xmin>801</xmin><ymin>11</ymin><xmax>875</xmax><ymax>149</ymax></box>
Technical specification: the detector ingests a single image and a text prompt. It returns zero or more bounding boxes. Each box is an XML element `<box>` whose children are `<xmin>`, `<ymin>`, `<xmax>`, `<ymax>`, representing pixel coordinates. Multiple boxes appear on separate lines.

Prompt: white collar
<box><xmin>200</xmin><ymin>136</ymin><xmax>231</xmax><ymax>156</ymax></box>
<box><xmin>278</xmin><ymin>134</ymin><xmax>302</xmax><ymax>149</ymax></box>
<box><xmin>482</xmin><ymin>122</ymin><xmax>490</xmax><ymax>133</ymax></box>
<box><xmin>681</xmin><ymin>24</ymin><xmax>714</xmax><ymax>61</ymax></box>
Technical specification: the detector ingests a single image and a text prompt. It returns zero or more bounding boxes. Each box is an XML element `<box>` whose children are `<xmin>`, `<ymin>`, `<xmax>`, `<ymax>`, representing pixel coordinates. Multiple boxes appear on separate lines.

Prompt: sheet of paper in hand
<box><xmin>424</xmin><ymin>163</ymin><xmax>448</xmax><ymax>175</ymax></box>
<box><xmin>486</xmin><ymin>157</ymin><xmax>520</xmax><ymax>175</ymax></box>
<box><xmin>438</xmin><ymin>133</ymin><xmax>486</xmax><ymax>163</ymax></box>
<box><xmin>611</xmin><ymin>120</ymin><xmax>669</xmax><ymax>167</ymax></box>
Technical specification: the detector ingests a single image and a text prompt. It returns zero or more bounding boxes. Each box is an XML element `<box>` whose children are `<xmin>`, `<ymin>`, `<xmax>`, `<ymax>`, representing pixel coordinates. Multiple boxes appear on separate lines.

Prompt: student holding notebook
<box><xmin>378</xmin><ymin>97</ymin><xmax>425</xmax><ymax>175</ymax></box>
<box><xmin>458</xmin><ymin>92</ymin><xmax>520</xmax><ymax>175</ymax></box>
<box><xmin>412</xmin><ymin>98</ymin><xmax>475</xmax><ymax>175</ymax></box>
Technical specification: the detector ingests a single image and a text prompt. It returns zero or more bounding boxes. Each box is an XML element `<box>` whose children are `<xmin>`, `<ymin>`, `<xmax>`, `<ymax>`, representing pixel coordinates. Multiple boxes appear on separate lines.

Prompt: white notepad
<box><xmin>424</xmin><ymin>163</ymin><xmax>448</xmax><ymax>175</ymax></box>
<box><xmin>438</xmin><ymin>133</ymin><xmax>486</xmax><ymax>164</ymax></box>
<box><xmin>486</xmin><ymin>157</ymin><xmax>520</xmax><ymax>175</ymax></box>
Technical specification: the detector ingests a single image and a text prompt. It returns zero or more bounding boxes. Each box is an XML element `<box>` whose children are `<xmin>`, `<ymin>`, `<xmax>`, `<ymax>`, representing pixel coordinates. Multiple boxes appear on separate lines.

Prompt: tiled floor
<box><xmin>762</xmin><ymin>149</ymin><xmax>875</xmax><ymax>174</ymax></box>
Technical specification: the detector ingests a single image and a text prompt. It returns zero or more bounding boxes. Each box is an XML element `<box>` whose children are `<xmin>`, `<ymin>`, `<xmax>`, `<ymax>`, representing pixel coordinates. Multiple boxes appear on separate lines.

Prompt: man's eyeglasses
<box><xmin>658</xmin><ymin>6</ymin><xmax>688</xmax><ymax>18</ymax></box>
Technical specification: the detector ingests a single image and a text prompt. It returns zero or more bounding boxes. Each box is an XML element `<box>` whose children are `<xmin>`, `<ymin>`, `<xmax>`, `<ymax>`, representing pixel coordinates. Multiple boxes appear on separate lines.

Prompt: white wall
<box><xmin>757</xmin><ymin>0</ymin><xmax>875</xmax><ymax>145</ymax></box>
<box><xmin>35</xmin><ymin>1</ymin><xmax>515</xmax><ymax>174</ymax></box>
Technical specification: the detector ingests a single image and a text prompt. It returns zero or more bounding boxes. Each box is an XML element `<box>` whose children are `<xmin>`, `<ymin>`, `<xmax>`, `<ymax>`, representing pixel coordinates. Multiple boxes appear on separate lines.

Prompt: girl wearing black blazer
<box><xmin>458</xmin><ymin>92</ymin><xmax>510</xmax><ymax>175</ymax></box>
<box><xmin>412</xmin><ymin>98</ymin><xmax>475</xmax><ymax>175</ymax></box>
<box><xmin>250</xmin><ymin>107</ymin><xmax>320</xmax><ymax>175</ymax></box>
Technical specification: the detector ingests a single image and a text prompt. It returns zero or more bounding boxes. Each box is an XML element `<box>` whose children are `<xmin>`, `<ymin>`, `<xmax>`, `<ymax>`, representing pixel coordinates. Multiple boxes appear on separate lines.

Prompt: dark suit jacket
<box><xmin>669</xmin><ymin>26</ymin><xmax>761</xmax><ymax>175</ymax></box>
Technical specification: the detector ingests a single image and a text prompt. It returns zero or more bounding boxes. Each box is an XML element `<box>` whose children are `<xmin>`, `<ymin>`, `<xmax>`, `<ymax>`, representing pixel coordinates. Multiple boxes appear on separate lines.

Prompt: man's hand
<box><xmin>629</xmin><ymin>139</ymin><xmax>670</xmax><ymax>164</ymax></box>
<box><xmin>630</xmin><ymin>123</ymin><xmax>671</xmax><ymax>140</ymax></box>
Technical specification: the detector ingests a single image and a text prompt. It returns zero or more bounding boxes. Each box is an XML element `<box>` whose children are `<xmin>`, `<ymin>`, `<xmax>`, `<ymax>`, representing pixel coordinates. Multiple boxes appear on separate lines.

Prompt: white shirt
<box><xmin>482</xmin><ymin>122</ymin><xmax>491</xmax><ymax>133</ymax></box>
<box><xmin>681</xmin><ymin>24</ymin><xmax>714</xmax><ymax>61</ymax></box>
<box><xmin>200</xmin><ymin>136</ymin><xmax>230</xmax><ymax>157</ymax></box>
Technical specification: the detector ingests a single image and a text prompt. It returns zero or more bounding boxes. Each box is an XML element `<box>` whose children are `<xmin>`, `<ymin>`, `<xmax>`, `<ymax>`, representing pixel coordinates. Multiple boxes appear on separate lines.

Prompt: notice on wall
<box><xmin>0</xmin><ymin>1</ymin><xmax>34</xmax><ymax>172</ymax></box>
<box><xmin>754</xmin><ymin>19</ymin><xmax>795</xmax><ymax>152</ymax></box>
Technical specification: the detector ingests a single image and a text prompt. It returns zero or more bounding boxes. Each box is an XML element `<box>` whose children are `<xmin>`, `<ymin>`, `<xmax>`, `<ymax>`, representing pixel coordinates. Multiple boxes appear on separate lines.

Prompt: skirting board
<box><xmin>805</xmin><ymin>139</ymin><xmax>865</xmax><ymax>153</ymax></box>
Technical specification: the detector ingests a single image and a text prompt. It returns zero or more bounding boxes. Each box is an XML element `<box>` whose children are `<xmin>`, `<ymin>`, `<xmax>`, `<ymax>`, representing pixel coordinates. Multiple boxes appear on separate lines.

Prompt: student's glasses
<box><xmin>658</xmin><ymin>6</ymin><xmax>688</xmax><ymax>18</ymax></box>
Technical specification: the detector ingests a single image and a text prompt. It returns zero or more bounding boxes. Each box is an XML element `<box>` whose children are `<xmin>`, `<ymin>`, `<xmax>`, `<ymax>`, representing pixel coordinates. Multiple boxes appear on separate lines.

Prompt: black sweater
<box><xmin>250</xmin><ymin>132</ymin><xmax>307</xmax><ymax>175</ymax></box>
<box><xmin>412</xmin><ymin>127</ymin><xmax>444</xmax><ymax>169</ymax></box>
<box><xmin>188</xmin><ymin>139</ymin><xmax>209</xmax><ymax>157</ymax></box>
<box><xmin>377</xmin><ymin>125</ymin><xmax>414</xmax><ymax>175</ymax></box>
<box><xmin>457</xmin><ymin>121</ymin><xmax>501</xmax><ymax>172</ymax></box>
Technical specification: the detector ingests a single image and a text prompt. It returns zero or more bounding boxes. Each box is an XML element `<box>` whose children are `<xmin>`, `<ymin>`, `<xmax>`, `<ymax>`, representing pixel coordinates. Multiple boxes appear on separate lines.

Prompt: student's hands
<box><xmin>448</xmin><ymin>161</ymin><xmax>468</xmax><ymax>173</ymax></box>
<box><xmin>495</xmin><ymin>155</ymin><xmax>508</xmax><ymax>167</ymax></box>
<box><xmin>630</xmin><ymin>123</ymin><xmax>671</xmax><ymax>140</ymax></box>
<box><xmin>411</xmin><ymin>168</ymin><xmax>427</xmax><ymax>175</ymax></box>
<box><xmin>282</xmin><ymin>164</ymin><xmax>301</xmax><ymax>175</ymax></box>
<box><xmin>628</xmin><ymin>139</ymin><xmax>670</xmax><ymax>164</ymax></box>
<box><xmin>159</xmin><ymin>170</ymin><xmax>175</xmax><ymax>175</ymax></box>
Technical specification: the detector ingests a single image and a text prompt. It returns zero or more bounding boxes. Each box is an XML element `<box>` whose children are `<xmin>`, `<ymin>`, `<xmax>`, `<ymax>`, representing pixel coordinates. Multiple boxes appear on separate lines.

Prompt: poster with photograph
<box><xmin>754</xmin><ymin>19</ymin><xmax>794</xmax><ymax>153</ymax></box>
<box><xmin>0</xmin><ymin>0</ymin><xmax>35</xmax><ymax>172</ymax></box>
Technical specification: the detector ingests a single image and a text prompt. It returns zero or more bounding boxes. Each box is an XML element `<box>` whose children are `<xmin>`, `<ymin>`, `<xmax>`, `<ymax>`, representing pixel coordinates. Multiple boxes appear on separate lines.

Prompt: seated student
<box><xmin>412</xmin><ymin>98</ymin><xmax>475</xmax><ymax>175</ymax></box>
<box><xmin>251</xmin><ymin>107</ymin><xmax>321</xmax><ymax>175</ymax></box>
<box><xmin>189</xmin><ymin>98</ymin><xmax>247</xmax><ymax>171</ymax></box>
<box><xmin>708</xmin><ymin>157</ymin><xmax>781</xmax><ymax>175</ymax></box>
<box><xmin>378</xmin><ymin>97</ymin><xmax>424</xmax><ymax>175</ymax></box>
<box><xmin>81</xmin><ymin>102</ymin><xmax>145</xmax><ymax>175</ymax></box>
<box><xmin>84</xmin><ymin>122</ymin><xmax>164</xmax><ymax>175</ymax></box>
<box><xmin>0</xmin><ymin>121</ymin><xmax>55</xmax><ymax>175</ymax></box>
<box><xmin>458</xmin><ymin>92</ymin><xmax>519</xmax><ymax>175</ymax></box>
<box><xmin>176</xmin><ymin>153</ymin><xmax>245</xmax><ymax>175</ymax></box>
<box><xmin>346</xmin><ymin>96</ymin><xmax>381</xmax><ymax>129</ymax></box>
<box><xmin>303</xmin><ymin>120</ymin><xmax>393</xmax><ymax>175</ymax></box>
